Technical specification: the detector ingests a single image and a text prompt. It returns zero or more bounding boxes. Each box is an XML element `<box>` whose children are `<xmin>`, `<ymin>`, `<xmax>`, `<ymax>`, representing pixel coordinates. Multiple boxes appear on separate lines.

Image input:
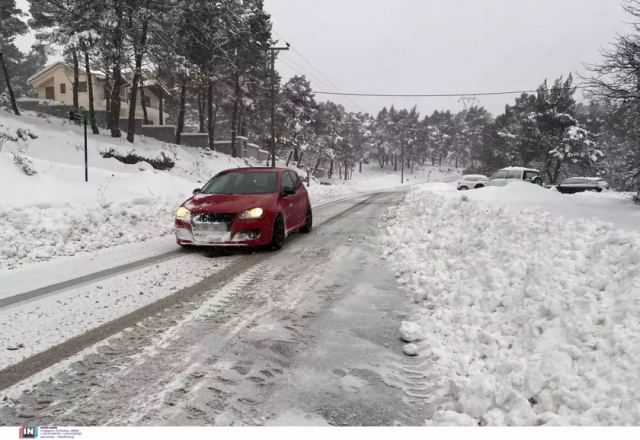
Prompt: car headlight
<box><xmin>238</xmin><ymin>207</ymin><xmax>264</xmax><ymax>220</ymax></box>
<box><xmin>176</xmin><ymin>206</ymin><xmax>191</xmax><ymax>221</ymax></box>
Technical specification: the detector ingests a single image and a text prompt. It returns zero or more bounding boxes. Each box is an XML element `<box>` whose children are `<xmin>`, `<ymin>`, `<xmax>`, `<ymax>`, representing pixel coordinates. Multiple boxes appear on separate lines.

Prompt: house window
<box><xmin>78</xmin><ymin>81</ymin><xmax>87</xmax><ymax>93</ymax></box>
<box><xmin>60</xmin><ymin>83</ymin><xmax>66</xmax><ymax>94</ymax></box>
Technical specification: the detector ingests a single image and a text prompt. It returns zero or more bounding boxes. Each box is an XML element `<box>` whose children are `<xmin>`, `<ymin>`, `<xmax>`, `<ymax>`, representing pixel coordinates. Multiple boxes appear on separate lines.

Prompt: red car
<box><xmin>175</xmin><ymin>167</ymin><xmax>312</xmax><ymax>249</ymax></box>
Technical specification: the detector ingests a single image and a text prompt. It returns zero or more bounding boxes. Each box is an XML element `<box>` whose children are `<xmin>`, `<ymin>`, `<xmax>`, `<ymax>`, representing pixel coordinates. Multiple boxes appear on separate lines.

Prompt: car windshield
<box><xmin>201</xmin><ymin>172</ymin><xmax>277</xmax><ymax>194</ymax></box>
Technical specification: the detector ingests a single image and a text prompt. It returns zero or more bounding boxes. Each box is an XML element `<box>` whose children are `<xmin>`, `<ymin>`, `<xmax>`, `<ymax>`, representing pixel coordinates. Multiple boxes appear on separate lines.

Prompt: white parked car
<box><xmin>488</xmin><ymin>167</ymin><xmax>542</xmax><ymax>186</ymax></box>
<box><xmin>457</xmin><ymin>174</ymin><xmax>489</xmax><ymax>190</ymax></box>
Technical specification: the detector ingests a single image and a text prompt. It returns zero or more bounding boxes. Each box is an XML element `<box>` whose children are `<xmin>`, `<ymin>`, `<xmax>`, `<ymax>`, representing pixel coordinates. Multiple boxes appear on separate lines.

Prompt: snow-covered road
<box><xmin>0</xmin><ymin>190</ymin><xmax>428</xmax><ymax>425</ymax></box>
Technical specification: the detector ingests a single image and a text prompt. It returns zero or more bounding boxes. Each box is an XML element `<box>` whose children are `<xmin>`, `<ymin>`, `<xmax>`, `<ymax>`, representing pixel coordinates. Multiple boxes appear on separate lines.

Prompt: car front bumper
<box><xmin>175</xmin><ymin>217</ymin><xmax>273</xmax><ymax>247</ymax></box>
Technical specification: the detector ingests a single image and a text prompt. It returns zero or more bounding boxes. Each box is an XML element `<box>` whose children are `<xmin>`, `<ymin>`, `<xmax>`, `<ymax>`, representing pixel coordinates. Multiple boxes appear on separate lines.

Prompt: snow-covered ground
<box><xmin>0</xmin><ymin>110</ymin><xmax>459</xmax><ymax>271</ymax></box>
<box><xmin>383</xmin><ymin>181</ymin><xmax>640</xmax><ymax>425</ymax></box>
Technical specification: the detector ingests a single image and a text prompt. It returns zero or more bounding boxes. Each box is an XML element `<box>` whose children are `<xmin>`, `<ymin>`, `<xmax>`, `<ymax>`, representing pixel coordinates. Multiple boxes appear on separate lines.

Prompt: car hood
<box><xmin>184</xmin><ymin>193</ymin><xmax>275</xmax><ymax>214</ymax></box>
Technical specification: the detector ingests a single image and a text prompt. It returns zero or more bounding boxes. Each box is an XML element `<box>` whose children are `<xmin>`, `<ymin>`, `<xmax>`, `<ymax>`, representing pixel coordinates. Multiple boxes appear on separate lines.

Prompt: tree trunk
<box><xmin>344</xmin><ymin>162</ymin><xmax>348</xmax><ymax>180</ymax></box>
<box><xmin>313</xmin><ymin>158</ymin><xmax>322</xmax><ymax>174</ymax></box>
<box><xmin>359</xmin><ymin>160</ymin><xmax>362</xmax><ymax>173</ymax></box>
<box><xmin>104</xmin><ymin>72</ymin><xmax>112</xmax><ymax>128</ymax></box>
<box><xmin>83</xmin><ymin>50</ymin><xmax>99</xmax><ymax>134</ymax></box>
<box><xmin>175</xmin><ymin>79</ymin><xmax>187</xmax><ymax>145</ymax></box>
<box><xmin>126</xmin><ymin>17</ymin><xmax>148</xmax><ymax>143</ymax></box>
<box><xmin>0</xmin><ymin>51</ymin><xmax>20</xmax><ymax>116</ymax></box>
<box><xmin>338</xmin><ymin>163</ymin><xmax>342</xmax><ymax>179</ymax></box>
<box><xmin>394</xmin><ymin>155</ymin><xmax>398</xmax><ymax>171</ymax></box>
<box><xmin>207</xmin><ymin>79</ymin><xmax>215</xmax><ymax>150</ymax></box>
<box><xmin>328</xmin><ymin>159</ymin><xmax>333</xmax><ymax>178</ymax></box>
<box><xmin>71</xmin><ymin>50</ymin><xmax>79</xmax><ymax>109</ymax></box>
<box><xmin>140</xmin><ymin>79</ymin><xmax>149</xmax><ymax>124</ymax></box>
<box><xmin>286</xmin><ymin>151</ymin><xmax>293</xmax><ymax>167</ymax></box>
<box><xmin>109</xmin><ymin>3</ymin><xmax>124</xmax><ymax>138</ymax></box>
<box><xmin>197</xmin><ymin>88</ymin><xmax>205</xmax><ymax>133</ymax></box>
<box><xmin>230</xmin><ymin>73</ymin><xmax>240</xmax><ymax>158</ymax></box>
<box><xmin>297</xmin><ymin>151</ymin><xmax>304</xmax><ymax>168</ymax></box>
<box><xmin>110</xmin><ymin>63</ymin><xmax>123</xmax><ymax>138</ymax></box>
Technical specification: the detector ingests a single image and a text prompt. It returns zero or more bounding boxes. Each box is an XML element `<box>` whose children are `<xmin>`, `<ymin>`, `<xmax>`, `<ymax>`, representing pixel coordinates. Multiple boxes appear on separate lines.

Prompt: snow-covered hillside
<box><xmin>383</xmin><ymin>181</ymin><xmax>640</xmax><ymax>425</ymax></box>
<box><xmin>0</xmin><ymin>111</ymin><xmax>459</xmax><ymax>270</ymax></box>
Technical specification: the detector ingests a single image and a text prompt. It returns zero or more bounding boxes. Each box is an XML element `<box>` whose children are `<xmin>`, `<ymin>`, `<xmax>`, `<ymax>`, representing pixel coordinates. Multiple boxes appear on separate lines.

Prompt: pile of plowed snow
<box><xmin>383</xmin><ymin>185</ymin><xmax>640</xmax><ymax>425</ymax></box>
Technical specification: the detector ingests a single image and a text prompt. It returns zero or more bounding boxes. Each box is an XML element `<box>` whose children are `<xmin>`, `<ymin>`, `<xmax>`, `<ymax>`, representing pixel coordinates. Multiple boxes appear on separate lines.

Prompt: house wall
<box><xmin>31</xmin><ymin>64</ymin><xmax>165</xmax><ymax>125</ymax></box>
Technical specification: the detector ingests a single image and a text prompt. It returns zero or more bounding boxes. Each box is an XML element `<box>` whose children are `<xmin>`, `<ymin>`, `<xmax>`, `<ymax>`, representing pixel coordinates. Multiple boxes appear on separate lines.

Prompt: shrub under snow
<box><xmin>383</xmin><ymin>187</ymin><xmax>640</xmax><ymax>425</ymax></box>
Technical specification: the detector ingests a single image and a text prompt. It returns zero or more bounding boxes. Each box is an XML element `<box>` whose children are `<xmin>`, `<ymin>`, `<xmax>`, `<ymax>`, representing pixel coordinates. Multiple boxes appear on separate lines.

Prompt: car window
<box><xmin>523</xmin><ymin>171</ymin><xmax>540</xmax><ymax>181</ymax></box>
<box><xmin>506</xmin><ymin>170</ymin><xmax>522</xmax><ymax>179</ymax></box>
<box><xmin>491</xmin><ymin>170</ymin><xmax>508</xmax><ymax>179</ymax></box>
<box><xmin>288</xmin><ymin>171</ymin><xmax>302</xmax><ymax>189</ymax></box>
<box><xmin>201</xmin><ymin>172</ymin><xmax>277</xmax><ymax>194</ymax></box>
<box><xmin>282</xmin><ymin>172</ymin><xmax>296</xmax><ymax>193</ymax></box>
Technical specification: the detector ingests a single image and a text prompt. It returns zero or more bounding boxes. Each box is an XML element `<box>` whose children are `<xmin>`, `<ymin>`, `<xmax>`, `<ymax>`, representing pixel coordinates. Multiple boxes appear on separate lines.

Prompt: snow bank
<box><xmin>383</xmin><ymin>187</ymin><xmax>640</xmax><ymax>425</ymax></box>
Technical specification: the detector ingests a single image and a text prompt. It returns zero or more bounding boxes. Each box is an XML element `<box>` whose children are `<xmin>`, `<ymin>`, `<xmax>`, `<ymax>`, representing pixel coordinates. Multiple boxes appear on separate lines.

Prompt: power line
<box><xmin>273</xmin><ymin>30</ymin><xmax>369</xmax><ymax>113</ymax></box>
<box><xmin>312</xmin><ymin>85</ymin><xmax>590</xmax><ymax>98</ymax></box>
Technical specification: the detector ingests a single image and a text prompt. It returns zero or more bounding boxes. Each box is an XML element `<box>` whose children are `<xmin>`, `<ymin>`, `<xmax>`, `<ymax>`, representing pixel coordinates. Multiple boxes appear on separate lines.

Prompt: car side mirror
<box><xmin>192</xmin><ymin>188</ymin><xmax>201</xmax><ymax>195</ymax></box>
<box><xmin>282</xmin><ymin>188</ymin><xmax>296</xmax><ymax>197</ymax></box>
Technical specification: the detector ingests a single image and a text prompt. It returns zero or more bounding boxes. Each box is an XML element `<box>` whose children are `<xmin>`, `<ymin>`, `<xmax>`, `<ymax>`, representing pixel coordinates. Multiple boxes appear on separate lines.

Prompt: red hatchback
<box><xmin>175</xmin><ymin>168</ymin><xmax>312</xmax><ymax>249</ymax></box>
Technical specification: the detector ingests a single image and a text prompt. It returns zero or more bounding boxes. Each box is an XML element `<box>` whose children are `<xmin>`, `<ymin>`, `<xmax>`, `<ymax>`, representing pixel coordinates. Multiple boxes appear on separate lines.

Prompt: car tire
<box><xmin>474</xmin><ymin>184</ymin><xmax>484</xmax><ymax>189</ymax></box>
<box><xmin>270</xmin><ymin>214</ymin><xmax>286</xmax><ymax>250</ymax></box>
<box><xmin>458</xmin><ymin>186</ymin><xmax>468</xmax><ymax>191</ymax></box>
<box><xmin>595</xmin><ymin>187</ymin><xmax>603</xmax><ymax>193</ymax></box>
<box><xmin>301</xmin><ymin>206</ymin><xmax>313</xmax><ymax>233</ymax></box>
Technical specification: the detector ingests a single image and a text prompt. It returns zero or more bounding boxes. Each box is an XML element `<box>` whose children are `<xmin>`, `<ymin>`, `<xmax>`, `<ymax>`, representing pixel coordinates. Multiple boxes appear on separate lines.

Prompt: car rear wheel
<box><xmin>474</xmin><ymin>184</ymin><xmax>484</xmax><ymax>189</ymax></box>
<box><xmin>270</xmin><ymin>214</ymin><xmax>286</xmax><ymax>250</ymax></box>
<box><xmin>458</xmin><ymin>186</ymin><xmax>468</xmax><ymax>191</ymax></box>
<box><xmin>301</xmin><ymin>206</ymin><xmax>313</xmax><ymax>233</ymax></box>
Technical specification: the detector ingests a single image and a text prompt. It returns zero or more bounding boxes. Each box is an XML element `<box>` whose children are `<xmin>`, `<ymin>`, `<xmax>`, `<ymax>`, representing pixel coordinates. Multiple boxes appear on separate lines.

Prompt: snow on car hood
<box><xmin>185</xmin><ymin>192</ymin><xmax>275</xmax><ymax>214</ymax></box>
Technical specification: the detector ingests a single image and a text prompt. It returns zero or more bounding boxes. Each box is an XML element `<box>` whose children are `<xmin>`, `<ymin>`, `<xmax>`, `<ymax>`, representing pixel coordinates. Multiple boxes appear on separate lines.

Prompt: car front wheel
<box><xmin>458</xmin><ymin>186</ymin><xmax>468</xmax><ymax>191</ymax></box>
<box><xmin>270</xmin><ymin>214</ymin><xmax>286</xmax><ymax>250</ymax></box>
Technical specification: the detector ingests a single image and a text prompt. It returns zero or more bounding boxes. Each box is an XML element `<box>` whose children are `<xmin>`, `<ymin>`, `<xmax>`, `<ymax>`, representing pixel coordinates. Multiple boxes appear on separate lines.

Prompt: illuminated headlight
<box><xmin>175</xmin><ymin>206</ymin><xmax>191</xmax><ymax>222</ymax></box>
<box><xmin>238</xmin><ymin>207</ymin><xmax>264</xmax><ymax>220</ymax></box>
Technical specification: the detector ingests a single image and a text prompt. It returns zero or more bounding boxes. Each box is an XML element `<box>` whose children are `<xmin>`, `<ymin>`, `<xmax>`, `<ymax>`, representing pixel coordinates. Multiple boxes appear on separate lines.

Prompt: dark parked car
<box><xmin>556</xmin><ymin>177</ymin><xmax>610</xmax><ymax>194</ymax></box>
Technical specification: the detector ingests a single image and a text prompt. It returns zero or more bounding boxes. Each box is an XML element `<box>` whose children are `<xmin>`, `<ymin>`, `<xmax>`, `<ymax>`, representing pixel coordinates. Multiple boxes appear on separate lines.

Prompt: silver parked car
<box><xmin>488</xmin><ymin>167</ymin><xmax>542</xmax><ymax>186</ymax></box>
<box><xmin>556</xmin><ymin>177</ymin><xmax>610</xmax><ymax>194</ymax></box>
<box><xmin>457</xmin><ymin>174</ymin><xmax>489</xmax><ymax>190</ymax></box>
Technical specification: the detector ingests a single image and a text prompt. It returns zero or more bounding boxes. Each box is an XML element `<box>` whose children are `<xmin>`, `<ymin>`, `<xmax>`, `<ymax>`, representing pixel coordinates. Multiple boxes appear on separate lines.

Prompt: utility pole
<box><xmin>84</xmin><ymin>110</ymin><xmax>88</xmax><ymax>182</ymax></box>
<box><xmin>401</xmin><ymin>141</ymin><xmax>405</xmax><ymax>184</ymax></box>
<box><xmin>267</xmin><ymin>43</ymin><xmax>290</xmax><ymax>168</ymax></box>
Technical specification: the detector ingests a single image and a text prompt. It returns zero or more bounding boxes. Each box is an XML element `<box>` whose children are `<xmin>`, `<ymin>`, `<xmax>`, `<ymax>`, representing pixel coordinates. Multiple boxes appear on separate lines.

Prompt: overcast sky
<box><xmin>264</xmin><ymin>0</ymin><xmax>632</xmax><ymax>116</ymax></box>
<box><xmin>15</xmin><ymin>0</ymin><xmax>633</xmax><ymax>117</ymax></box>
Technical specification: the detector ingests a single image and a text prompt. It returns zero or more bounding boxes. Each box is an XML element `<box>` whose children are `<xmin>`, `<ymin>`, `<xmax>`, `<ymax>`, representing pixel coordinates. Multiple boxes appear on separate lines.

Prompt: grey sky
<box><xmin>15</xmin><ymin>0</ymin><xmax>632</xmax><ymax>117</ymax></box>
<box><xmin>265</xmin><ymin>0</ymin><xmax>632</xmax><ymax>116</ymax></box>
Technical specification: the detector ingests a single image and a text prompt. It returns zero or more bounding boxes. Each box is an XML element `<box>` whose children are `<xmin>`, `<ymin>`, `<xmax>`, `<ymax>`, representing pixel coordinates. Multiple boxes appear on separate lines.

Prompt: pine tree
<box><xmin>0</xmin><ymin>0</ymin><xmax>28</xmax><ymax>115</ymax></box>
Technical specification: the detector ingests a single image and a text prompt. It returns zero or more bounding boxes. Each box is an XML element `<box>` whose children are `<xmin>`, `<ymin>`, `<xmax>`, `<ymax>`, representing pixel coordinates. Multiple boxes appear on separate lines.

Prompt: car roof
<box><xmin>500</xmin><ymin>166</ymin><xmax>540</xmax><ymax>172</ymax></box>
<box><xmin>221</xmin><ymin>167</ymin><xmax>290</xmax><ymax>174</ymax></box>
<box><xmin>462</xmin><ymin>174</ymin><xmax>488</xmax><ymax>178</ymax></box>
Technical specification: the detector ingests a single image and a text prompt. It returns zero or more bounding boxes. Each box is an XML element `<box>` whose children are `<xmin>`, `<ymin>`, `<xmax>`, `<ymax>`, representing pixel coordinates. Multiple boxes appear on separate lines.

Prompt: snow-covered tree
<box><xmin>0</xmin><ymin>0</ymin><xmax>28</xmax><ymax>115</ymax></box>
